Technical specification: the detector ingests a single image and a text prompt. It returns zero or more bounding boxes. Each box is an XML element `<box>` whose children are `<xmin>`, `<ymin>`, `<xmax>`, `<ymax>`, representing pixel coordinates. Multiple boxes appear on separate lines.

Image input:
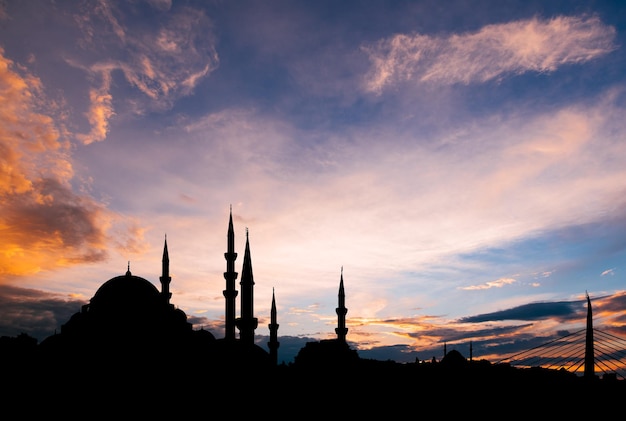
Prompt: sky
<box><xmin>1</xmin><ymin>0</ymin><xmax>626</xmax><ymax>367</ymax></box>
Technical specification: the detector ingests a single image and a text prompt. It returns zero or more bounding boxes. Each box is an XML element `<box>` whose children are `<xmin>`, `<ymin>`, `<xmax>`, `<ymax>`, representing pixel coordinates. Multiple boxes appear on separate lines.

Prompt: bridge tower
<box><xmin>584</xmin><ymin>291</ymin><xmax>594</xmax><ymax>379</ymax></box>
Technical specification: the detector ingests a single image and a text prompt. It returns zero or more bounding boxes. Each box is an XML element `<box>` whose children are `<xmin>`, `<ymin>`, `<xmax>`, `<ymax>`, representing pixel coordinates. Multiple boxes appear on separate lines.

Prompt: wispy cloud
<box><xmin>362</xmin><ymin>14</ymin><xmax>617</xmax><ymax>93</ymax></box>
<box><xmin>141</xmin><ymin>91</ymin><xmax>626</xmax><ymax>322</ymax></box>
<box><xmin>460</xmin><ymin>277</ymin><xmax>517</xmax><ymax>291</ymax></box>
<box><xmin>71</xmin><ymin>2</ymin><xmax>219</xmax><ymax>144</ymax></box>
<box><xmin>76</xmin><ymin>76</ymin><xmax>115</xmax><ymax>145</ymax></box>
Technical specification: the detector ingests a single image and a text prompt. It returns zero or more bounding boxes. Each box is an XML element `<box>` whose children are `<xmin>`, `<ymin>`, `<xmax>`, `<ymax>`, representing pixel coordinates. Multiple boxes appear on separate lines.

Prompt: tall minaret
<box><xmin>268</xmin><ymin>288</ymin><xmax>280</xmax><ymax>366</ymax></box>
<box><xmin>223</xmin><ymin>206</ymin><xmax>239</xmax><ymax>341</ymax></box>
<box><xmin>235</xmin><ymin>228</ymin><xmax>258</xmax><ymax>345</ymax></box>
<box><xmin>159</xmin><ymin>235</ymin><xmax>172</xmax><ymax>305</ymax></box>
<box><xmin>335</xmin><ymin>266</ymin><xmax>348</xmax><ymax>343</ymax></box>
<box><xmin>584</xmin><ymin>291</ymin><xmax>595</xmax><ymax>379</ymax></box>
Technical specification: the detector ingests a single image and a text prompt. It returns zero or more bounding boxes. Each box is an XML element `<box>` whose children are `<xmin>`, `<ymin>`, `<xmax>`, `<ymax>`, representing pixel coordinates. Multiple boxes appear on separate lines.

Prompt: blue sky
<box><xmin>1</xmin><ymin>0</ymin><xmax>625</xmax><ymax>366</ymax></box>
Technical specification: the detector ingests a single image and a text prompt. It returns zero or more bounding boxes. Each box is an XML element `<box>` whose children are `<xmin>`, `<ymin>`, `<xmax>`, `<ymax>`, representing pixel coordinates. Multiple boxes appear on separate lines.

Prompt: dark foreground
<box><xmin>3</xmin><ymin>354</ymin><xmax>624</xmax><ymax>418</ymax></box>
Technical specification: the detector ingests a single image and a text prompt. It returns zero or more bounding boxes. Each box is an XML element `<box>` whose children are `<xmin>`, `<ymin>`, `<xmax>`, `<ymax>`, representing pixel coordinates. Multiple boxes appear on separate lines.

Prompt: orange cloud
<box><xmin>80</xmin><ymin>87</ymin><xmax>114</xmax><ymax>145</ymax></box>
<box><xmin>0</xmin><ymin>49</ymin><xmax>110</xmax><ymax>281</ymax></box>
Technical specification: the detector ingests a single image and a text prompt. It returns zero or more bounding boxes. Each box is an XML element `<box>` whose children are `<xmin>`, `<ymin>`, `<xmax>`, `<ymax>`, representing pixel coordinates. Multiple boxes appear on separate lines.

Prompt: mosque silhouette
<box><xmin>35</xmin><ymin>206</ymin><xmax>356</xmax><ymax>375</ymax></box>
<box><xmin>3</xmin><ymin>208</ymin><xmax>625</xmax><ymax>416</ymax></box>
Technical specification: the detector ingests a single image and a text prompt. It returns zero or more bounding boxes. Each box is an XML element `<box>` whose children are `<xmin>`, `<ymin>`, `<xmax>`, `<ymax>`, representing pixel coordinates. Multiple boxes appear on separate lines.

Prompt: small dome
<box><xmin>441</xmin><ymin>349</ymin><xmax>467</xmax><ymax>367</ymax></box>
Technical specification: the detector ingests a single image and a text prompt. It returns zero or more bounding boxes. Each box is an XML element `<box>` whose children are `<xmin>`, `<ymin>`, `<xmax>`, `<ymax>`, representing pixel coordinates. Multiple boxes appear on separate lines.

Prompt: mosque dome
<box><xmin>441</xmin><ymin>349</ymin><xmax>468</xmax><ymax>368</ymax></box>
<box><xmin>72</xmin><ymin>267</ymin><xmax>190</xmax><ymax>345</ymax></box>
<box><xmin>89</xmin><ymin>268</ymin><xmax>162</xmax><ymax>315</ymax></box>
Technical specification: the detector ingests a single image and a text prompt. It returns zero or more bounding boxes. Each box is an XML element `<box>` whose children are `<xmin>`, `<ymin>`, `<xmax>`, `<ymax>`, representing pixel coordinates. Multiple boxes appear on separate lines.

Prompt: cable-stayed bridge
<box><xmin>496</xmin><ymin>293</ymin><xmax>626</xmax><ymax>381</ymax></box>
<box><xmin>496</xmin><ymin>327</ymin><xmax>626</xmax><ymax>380</ymax></box>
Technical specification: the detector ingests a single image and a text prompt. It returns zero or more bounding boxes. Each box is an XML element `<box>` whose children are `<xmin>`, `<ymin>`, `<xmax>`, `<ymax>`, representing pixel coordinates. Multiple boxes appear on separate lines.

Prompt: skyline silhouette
<box><xmin>2</xmin><ymin>268</ymin><xmax>624</xmax><ymax>419</ymax></box>
<box><xmin>2</xmin><ymin>209</ymin><xmax>625</xmax><ymax>388</ymax></box>
<box><xmin>3</xmin><ymin>207</ymin><xmax>626</xmax><ymax>369</ymax></box>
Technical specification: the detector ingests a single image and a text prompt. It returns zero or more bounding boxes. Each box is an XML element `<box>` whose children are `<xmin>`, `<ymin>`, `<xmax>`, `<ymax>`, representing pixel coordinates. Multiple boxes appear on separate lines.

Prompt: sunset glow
<box><xmin>0</xmin><ymin>0</ymin><xmax>625</xmax><ymax>366</ymax></box>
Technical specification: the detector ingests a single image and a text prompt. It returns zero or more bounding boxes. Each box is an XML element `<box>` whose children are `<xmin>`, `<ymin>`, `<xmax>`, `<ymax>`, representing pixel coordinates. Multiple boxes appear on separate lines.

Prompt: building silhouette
<box><xmin>6</xmin><ymin>208</ymin><xmax>626</xmax><ymax>419</ymax></box>
<box><xmin>291</xmin><ymin>266</ymin><xmax>359</xmax><ymax>369</ymax></box>
<box><xmin>33</xmin><ymin>206</ymin><xmax>354</xmax><ymax>377</ymax></box>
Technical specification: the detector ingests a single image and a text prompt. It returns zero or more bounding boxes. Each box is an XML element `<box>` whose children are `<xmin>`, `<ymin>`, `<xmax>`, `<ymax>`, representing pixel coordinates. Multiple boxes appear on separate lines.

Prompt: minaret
<box><xmin>223</xmin><ymin>206</ymin><xmax>239</xmax><ymax>341</ymax></box>
<box><xmin>335</xmin><ymin>267</ymin><xmax>348</xmax><ymax>343</ymax></box>
<box><xmin>235</xmin><ymin>228</ymin><xmax>258</xmax><ymax>345</ymax></box>
<box><xmin>268</xmin><ymin>288</ymin><xmax>280</xmax><ymax>366</ymax></box>
<box><xmin>159</xmin><ymin>235</ymin><xmax>172</xmax><ymax>305</ymax></box>
<box><xmin>584</xmin><ymin>291</ymin><xmax>595</xmax><ymax>379</ymax></box>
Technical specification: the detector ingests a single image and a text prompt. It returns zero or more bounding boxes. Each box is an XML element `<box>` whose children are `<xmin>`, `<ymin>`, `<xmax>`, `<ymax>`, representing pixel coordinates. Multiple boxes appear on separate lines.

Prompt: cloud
<box><xmin>147</xmin><ymin>92</ymin><xmax>626</xmax><ymax>313</ymax></box>
<box><xmin>460</xmin><ymin>277</ymin><xmax>517</xmax><ymax>291</ymax></box>
<box><xmin>594</xmin><ymin>291</ymin><xmax>626</xmax><ymax>316</ymax></box>
<box><xmin>0</xmin><ymin>48</ymin><xmax>149</xmax><ymax>281</ymax></box>
<box><xmin>458</xmin><ymin>300</ymin><xmax>585</xmax><ymax>323</ymax></box>
<box><xmin>72</xmin><ymin>2</ymin><xmax>219</xmax><ymax>143</ymax></box>
<box><xmin>0</xmin><ymin>284</ymin><xmax>84</xmax><ymax>340</ymax></box>
<box><xmin>362</xmin><ymin>14</ymin><xmax>617</xmax><ymax>93</ymax></box>
<box><xmin>0</xmin><ymin>49</ymin><xmax>112</xmax><ymax>278</ymax></box>
<box><xmin>76</xmin><ymin>79</ymin><xmax>115</xmax><ymax>145</ymax></box>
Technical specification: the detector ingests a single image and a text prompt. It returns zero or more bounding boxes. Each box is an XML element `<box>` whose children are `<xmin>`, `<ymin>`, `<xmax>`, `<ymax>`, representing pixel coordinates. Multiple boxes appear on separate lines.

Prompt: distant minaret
<box><xmin>159</xmin><ymin>235</ymin><xmax>172</xmax><ymax>305</ymax></box>
<box><xmin>584</xmin><ymin>291</ymin><xmax>595</xmax><ymax>379</ymax></box>
<box><xmin>469</xmin><ymin>341</ymin><xmax>473</xmax><ymax>362</ymax></box>
<box><xmin>335</xmin><ymin>267</ymin><xmax>348</xmax><ymax>343</ymax></box>
<box><xmin>268</xmin><ymin>288</ymin><xmax>280</xmax><ymax>366</ymax></box>
<box><xmin>235</xmin><ymin>228</ymin><xmax>258</xmax><ymax>345</ymax></box>
<box><xmin>223</xmin><ymin>206</ymin><xmax>239</xmax><ymax>341</ymax></box>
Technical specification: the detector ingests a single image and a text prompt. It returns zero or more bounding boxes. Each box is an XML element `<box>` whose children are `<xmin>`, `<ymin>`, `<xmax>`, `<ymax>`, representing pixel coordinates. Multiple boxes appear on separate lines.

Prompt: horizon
<box><xmin>2</xmin><ymin>214</ymin><xmax>623</xmax><ymax>367</ymax></box>
<box><xmin>1</xmin><ymin>0</ymin><xmax>626</xmax><ymax>367</ymax></box>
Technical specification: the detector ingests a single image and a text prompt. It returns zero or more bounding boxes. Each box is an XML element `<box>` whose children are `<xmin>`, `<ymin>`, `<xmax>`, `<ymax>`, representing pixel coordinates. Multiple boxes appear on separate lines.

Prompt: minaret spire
<box><xmin>235</xmin><ymin>227</ymin><xmax>258</xmax><ymax>345</ymax></box>
<box><xmin>223</xmin><ymin>206</ymin><xmax>239</xmax><ymax>341</ymax></box>
<box><xmin>268</xmin><ymin>287</ymin><xmax>280</xmax><ymax>366</ymax></box>
<box><xmin>335</xmin><ymin>266</ymin><xmax>348</xmax><ymax>343</ymax></box>
<box><xmin>584</xmin><ymin>291</ymin><xmax>595</xmax><ymax>379</ymax></box>
<box><xmin>159</xmin><ymin>234</ymin><xmax>172</xmax><ymax>305</ymax></box>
